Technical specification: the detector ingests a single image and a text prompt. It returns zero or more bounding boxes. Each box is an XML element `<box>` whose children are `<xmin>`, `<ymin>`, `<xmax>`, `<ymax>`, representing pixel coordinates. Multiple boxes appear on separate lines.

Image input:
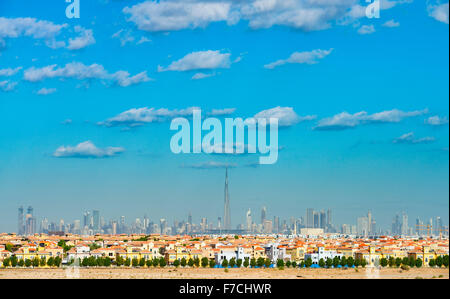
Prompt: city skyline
<box><xmin>1</xmin><ymin>0</ymin><xmax>448</xmax><ymax>233</ymax></box>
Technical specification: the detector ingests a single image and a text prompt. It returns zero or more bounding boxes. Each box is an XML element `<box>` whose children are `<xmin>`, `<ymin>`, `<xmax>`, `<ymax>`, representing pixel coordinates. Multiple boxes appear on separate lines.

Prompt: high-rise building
<box><xmin>313</xmin><ymin>212</ymin><xmax>319</xmax><ymax>228</ymax></box>
<box><xmin>261</xmin><ymin>206</ymin><xmax>267</xmax><ymax>225</ymax></box>
<box><xmin>306</xmin><ymin>208</ymin><xmax>314</xmax><ymax>228</ymax></box>
<box><xmin>367</xmin><ymin>210</ymin><xmax>372</xmax><ymax>235</ymax></box>
<box><xmin>246</xmin><ymin>209</ymin><xmax>252</xmax><ymax>232</ymax></box>
<box><xmin>93</xmin><ymin>210</ymin><xmax>100</xmax><ymax>231</ymax></box>
<box><xmin>401</xmin><ymin>212</ymin><xmax>409</xmax><ymax>236</ymax></box>
<box><xmin>18</xmin><ymin>206</ymin><xmax>24</xmax><ymax>235</ymax></box>
<box><xmin>357</xmin><ymin>216</ymin><xmax>369</xmax><ymax>237</ymax></box>
<box><xmin>223</xmin><ymin>168</ymin><xmax>231</xmax><ymax>230</ymax></box>
<box><xmin>274</xmin><ymin>216</ymin><xmax>279</xmax><ymax>233</ymax></box>
<box><xmin>319</xmin><ymin>210</ymin><xmax>326</xmax><ymax>229</ymax></box>
<box><xmin>326</xmin><ymin>209</ymin><xmax>332</xmax><ymax>229</ymax></box>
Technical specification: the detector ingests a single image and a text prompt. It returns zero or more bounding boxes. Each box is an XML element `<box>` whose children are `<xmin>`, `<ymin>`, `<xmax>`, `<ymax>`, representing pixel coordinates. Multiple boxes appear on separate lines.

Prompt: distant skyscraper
<box><xmin>261</xmin><ymin>206</ymin><xmax>267</xmax><ymax>225</ymax></box>
<box><xmin>246</xmin><ymin>209</ymin><xmax>252</xmax><ymax>232</ymax></box>
<box><xmin>306</xmin><ymin>208</ymin><xmax>314</xmax><ymax>228</ymax></box>
<box><xmin>188</xmin><ymin>212</ymin><xmax>193</xmax><ymax>225</ymax></box>
<box><xmin>326</xmin><ymin>209</ymin><xmax>332</xmax><ymax>229</ymax></box>
<box><xmin>367</xmin><ymin>210</ymin><xmax>372</xmax><ymax>234</ymax></box>
<box><xmin>18</xmin><ymin>206</ymin><xmax>24</xmax><ymax>235</ymax></box>
<box><xmin>401</xmin><ymin>212</ymin><xmax>409</xmax><ymax>236</ymax></box>
<box><xmin>223</xmin><ymin>168</ymin><xmax>231</xmax><ymax>230</ymax></box>
<box><xmin>313</xmin><ymin>212</ymin><xmax>319</xmax><ymax>228</ymax></box>
<box><xmin>25</xmin><ymin>206</ymin><xmax>35</xmax><ymax>235</ymax></box>
<box><xmin>93</xmin><ymin>210</ymin><xmax>100</xmax><ymax>231</ymax></box>
<box><xmin>319</xmin><ymin>210</ymin><xmax>326</xmax><ymax>229</ymax></box>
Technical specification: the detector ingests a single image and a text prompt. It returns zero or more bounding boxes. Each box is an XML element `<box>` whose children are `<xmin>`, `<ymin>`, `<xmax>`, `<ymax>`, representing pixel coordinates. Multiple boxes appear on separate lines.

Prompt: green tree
<box><xmin>429</xmin><ymin>259</ymin><xmax>435</xmax><ymax>267</ymax></box>
<box><xmin>354</xmin><ymin>258</ymin><xmax>361</xmax><ymax>268</ymax></box>
<box><xmin>209</xmin><ymin>259</ymin><xmax>216</xmax><ymax>268</ymax></box>
<box><xmin>408</xmin><ymin>257</ymin><xmax>416</xmax><ymax>268</ymax></box>
<box><xmin>139</xmin><ymin>258</ymin><xmax>145</xmax><ymax>267</ymax></box>
<box><xmin>188</xmin><ymin>258</ymin><xmax>194</xmax><ymax>267</ymax></box>
<box><xmin>326</xmin><ymin>258</ymin><xmax>333</xmax><ymax>268</ymax></box>
<box><xmin>237</xmin><ymin>259</ymin><xmax>243</xmax><ymax>268</ymax></box>
<box><xmin>276</xmin><ymin>259</ymin><xmax>284</xmax><ymax>268</ymax></box>
<box><xmin>103</xmin><ymin>258</ymin><xmax>111</xmax><ymax>267</ymax></box>
<box><xmin>300</xmin><ymin>261</ymin><xmax>305</xmax><ymax>268</ymax></box>
<box><xmin>256</xmin><ymin>257</ymin><xmax>265</xmax><ymax>267</ymax></box>
<box><xmin>124</xmin><ymin>258</ymin><xmax>131</xmax><ymax>267</ymax></box>
<box><xmin>435</xmin><ymin>256</ymin><xmax>443</xmax><ymax>267</ymax></box>
<box><xmin>152</xmin><ymin>258</ymin><xmax>159</xmax><ymax>267</ymax></box>
<box><xmin>361</xmin><ymin>259</ymin><xmax>367</xmax><ymax>268</ymax></box>
<box><xmin>5</xmin><ymin>243</ymin><xmax>13</xmax><ymax>252</ymax></box>
<box><xmin>243</xmin><ymin>258</ymin><xmax>249</xmax><ymax>268</ymax></box>
<box><xmin>116</xmin><ymin>256</ymin><xmax>124</xmax><ymax>267</ymax></box>
<box><xmin>201</xmin><ymin>257</ymin><xmax>209</xmax><ymax>268</ymax></box>
<box><xmin>340</xmin><ymin>256</ymin><xmax>347</xmax><ymax>267</ymax></box>
<box><xmin>194</xmin><ymin>258</ymin><xmax>200</xmax><ymax>267</ymax></box>
<box><xmin>25</xmin><ymin>259</ymin><xmax>32</xmax><ymax>267</ymax></box>
<box><xmin>32</xmin><ymin>258</ymin><xmax>39</xmax><ymax>267</ymax></box>
<box><xmin>347</xmin><ymin>257</ymin><xmax>355</xmax><ymax>267</ymax></box>
<box><xmin>415</xmin><ymin>258</ymin><xmax>423</xmax><ymax>268</ymax></box>
<box><xmin>305</xmin><ymin>258</ymin><xmax>312</xmax><ymax>268</ymax></box>
<box><xmin>159</xmin><ymin>257</ymin><xmax>166</xmax><ymax>267</ymax></box>
<box><xmin>402</xmin><ymin>257</ymin><xmax>409</xmax><ymax>266</ymax></box>
<box><xmin>54</xmin><ymin>256</ymin><xmax>61</xmax><ymax>267</ymax></box>
<box><xmin>380</xmin><ymin>258</ymin><xmax>388</xmax><ymax>267</ymax></box>
<box><xmin>10</xmin><ymin>256</ymin><xmax>18</xmax><ymax>267</ymax></box>
<box><xmin>181</xmin><ymin>257</ymin><xmax>187</xmax><ymax>267</ymax></box>
<box><xmin>146</xmin><ymin>259</ymin><xmax>152</xmax><ymax>267</ymax></box>
<box><xmin>18</xmin><ymin>259</ymin><xmax>24</xmax><ymax>267</ymax></box>
<box><xmin>443</xmin><ymin>255</ymin><xmax>449</xmax><ymax>267</ymax></box>
<box><xmin>265</xmin><ymin>259</ymin><xmax>271</xmax><ymax>268</ymax></box>
<box><xmin>47</xmin><ymin>257</ymin><xmax>55</xmax><ymax>267</ymax></box>
<box><xmin>318</xmin><ymin>258</ymin><xmax>325</xmax><ymax>268</ymax></box>
<box><xmin>222</xmin><ymin>258</ymin><xmax>228</xmax><ymax>268</ymax></box>
<box><xmin>395</xmin><ymin>257</ymin><xmax>402</xmax><ymax>267</ymax></box>
<box><xmin>229</xmin><ymin>258</ymin><xmax>236</xmax><ymax>268</ymax></box>
<box><xmin>173</xmin><ymin>259</ymin><xmax>180</xmax><ymax>267</ymax></box>
<box><xmin>2</xmin><ymin>258</ymin><xmax>10</xmax><ymax>267</ymax></box>
<box><xmin>285</xmin><ymin>261</ymin><xmax>291</xmax><ymax>268</ymax></box>
<box><xmin>291</xmin><ymin>261</ymin><xmax>297</xmax><ymax>268</ymax></box>
<box><xmin>388</xmin><ymin>256</ymin><xmax>395</xmax><ymax>267</ymax></box>
<box><xmin>332</xmin><ymin>256</ymin><xmax>340</xmax><ymax>268</ymax></box>
<box><xmin>132</xmin><ymin>258</ymin><xmax>139</xmax><ymax>267</ymax></box>
<box><xmin>250</xmin><ymin>258</ymin><xmax>256</xmax><ymax>268</ymax></box>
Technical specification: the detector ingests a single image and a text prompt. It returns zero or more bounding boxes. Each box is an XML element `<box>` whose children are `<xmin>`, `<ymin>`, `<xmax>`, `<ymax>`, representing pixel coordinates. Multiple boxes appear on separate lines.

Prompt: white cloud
<box><xmin>0</xmin><ymin>67</ymin><xmax>22</xmax><ymax>76</ymax></box>
<box><xmin>192</xmin><ymin>72</ymin><xmax>215</xmax><ymax>80</ymax></box>
<box><xmin>254</xmin><ymin>106</ymin><xmax>316</xmax><ymax>127</ymax></box>
<box><xmin>425</xmin><ymin>115</ymin><xmax>449</xmax><ymax>126</ymax></box>
<box><xmin>393</xmin><ymin>132</ymin><xmax>436</xmax><ymax>144</ymax></box>
<box><xmin>36</xmin><ymin>87</ymin><xmax>57</xmax><ymax>95</ymax></box>
<box><xmin>314</xmin><ymin>109</ymin><xmax>428</xmax><ymax>130</ymax></box>
<box><xmin>123</xmin><ymin>1</ymin><xmax>411</xmax><ymax>33</ymax></box>
<box><xmin>0</xmin><ymin>17</ymin><xmax>66</xmax><ymax>40</ymax></box>
<box><xmin>98</xmin><ymin>107</ymin><xmax>199</xmax><ymax>127</ymax></box>
<box><xmin>207</xmin><ymin>108</ymin><xmax>236</xmax><ymax>116</ymax></box>
<box><xmin>264</xmin><ymin>49</ymin><xmax>333</xmax><ymax>69</ymax></box>
<box><xmin>67</xmin><ymin>26</ymin><xmax>96</xmax><ymax>50</ymax></box>
<box><xmin>53</xmin><ymin>141</ymin><xmax>125</xmax><ymax>158</ymax></box>
<box><xmin>382</xmin><ymin>19</ymin><xmax>400</xmax><ymax>27</ymax></box>
<box><xmin>137</xmin><ymin>36</ymin><xmax>151</xmax><ymax>45</ymax></box>
<box><xmin>158</xmin><ymin>50</ymin><xmax>231</xmax><ymax>72</ymax></box>
<box><xmin>428</xmin><ymin>2</ymin><xmax>449</xmax><ymax>24</ymax></box>
<box><xmin>123</xmin><ymin>1</ymin><xmax>233</xmax><ymax>32</ymax></box>
<box><xmin>357</xmin><ymin>24</ymin><xmax>376</xmax><ymax>34</ymax></box>
<box><xmin>0</xmin><ymin>17</ymin><xmax>96</xmax><ymax>51</ymax></box>
<box><xmin>0</xmin><ymin>80</ymin><xmax>17</xmax><ymax>92</ymax></box>
<box><xmin>23</xmin><ymin>62</ymin><xmax>151</xmax><ymax>87</ymax></box>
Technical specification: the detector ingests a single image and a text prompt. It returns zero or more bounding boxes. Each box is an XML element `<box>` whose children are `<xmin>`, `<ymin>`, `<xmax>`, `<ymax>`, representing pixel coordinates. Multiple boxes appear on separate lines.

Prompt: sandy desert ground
<box><xmin>0</xmin><ymin>267</ymin><xmax>448</xmax><ymax>279</ymax></box>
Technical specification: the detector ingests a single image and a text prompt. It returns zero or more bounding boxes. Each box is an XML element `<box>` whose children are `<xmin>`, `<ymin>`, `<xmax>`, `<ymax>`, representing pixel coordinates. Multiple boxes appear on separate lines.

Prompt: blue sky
<box><xmin>0</xmin><ymin>0</ymin><xmax>448</xmax><ymax>232</ymax></box>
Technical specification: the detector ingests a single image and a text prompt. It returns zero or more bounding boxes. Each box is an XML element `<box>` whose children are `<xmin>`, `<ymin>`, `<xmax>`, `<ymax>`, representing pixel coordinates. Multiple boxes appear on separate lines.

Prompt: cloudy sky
<box><xmin>0</xmin><ymin>0</ymin><xmax>448</xmax><ymax>232</ymax></box>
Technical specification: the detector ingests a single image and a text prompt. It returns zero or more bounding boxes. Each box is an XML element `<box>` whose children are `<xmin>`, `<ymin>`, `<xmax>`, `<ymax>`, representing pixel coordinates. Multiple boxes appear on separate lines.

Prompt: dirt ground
<box><xmin>0</xmin><ymin>267</ymin><xmax>448</xmax><ymax>279</ymax></box>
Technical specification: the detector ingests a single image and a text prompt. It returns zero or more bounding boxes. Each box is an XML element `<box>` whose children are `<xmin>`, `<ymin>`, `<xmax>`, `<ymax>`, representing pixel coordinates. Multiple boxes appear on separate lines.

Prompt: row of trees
<box><xmin>2</xmin><ymin>256</ymin><xmax>62</xmax><ymax>268</ymax></box>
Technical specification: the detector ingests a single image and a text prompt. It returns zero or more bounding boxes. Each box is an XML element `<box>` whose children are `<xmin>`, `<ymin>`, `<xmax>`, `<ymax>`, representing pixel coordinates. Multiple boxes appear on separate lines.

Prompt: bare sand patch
<box><xmin>0</xmin><ymin>267</ymin><xmax>448</xmax><ymax>279</ymax></box>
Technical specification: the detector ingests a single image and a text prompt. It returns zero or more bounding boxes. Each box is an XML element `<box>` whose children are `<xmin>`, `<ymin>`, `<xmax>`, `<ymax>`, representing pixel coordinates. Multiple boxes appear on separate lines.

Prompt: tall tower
<box><xmin>18</xmin><ymin>206</ymin><xmax>24</xmax><ymax>235</ymax></box>
<box><xmin>224</xmin><ymin>168</ymin><xmax>231</xmax><ymax>230</ymax></box>
<box><xmin>261</xmin><ymin>206</ymin><xmax>267</xmax><ymax>225</ymax></box>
